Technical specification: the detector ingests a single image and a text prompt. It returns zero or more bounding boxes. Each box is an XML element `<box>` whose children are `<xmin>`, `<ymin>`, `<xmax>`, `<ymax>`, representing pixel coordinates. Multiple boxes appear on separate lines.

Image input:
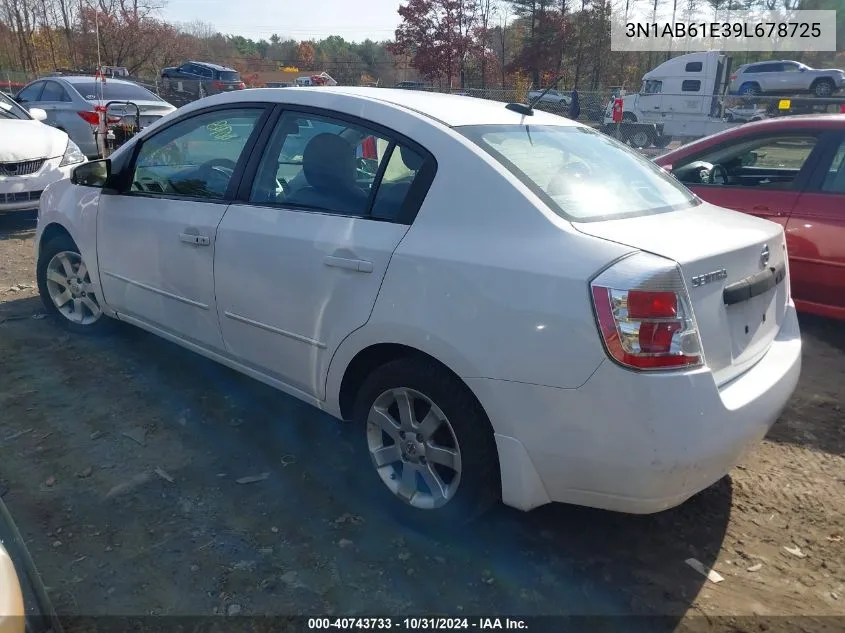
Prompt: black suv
<box><xmin>160</xmin><ymin>61</ymin><xmax>245</xmax><ymax>104</ymax></box>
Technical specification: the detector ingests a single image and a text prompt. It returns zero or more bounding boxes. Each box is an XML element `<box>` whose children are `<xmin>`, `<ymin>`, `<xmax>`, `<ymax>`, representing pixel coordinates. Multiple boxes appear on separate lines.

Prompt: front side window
<box><xmin>641</xmin><ymin>80</ymin><xmax>663</xmax><ymax>95</ymax></box>
<box><xmin>16</xmin><ymin>82</ymin><xmax>44</xmax><ymax>103</ymax></box>
<box><xmin>458</xmin><ymin>124</ymin><xmax>698</xmax><ymax>222</ymax></box>
<box><xmin>682</xmin><ymin>80</ymin><xmax>701</xmax><ymax>92</ymax></box>
<box><xmin>250</xmin><ymin>112</ymin><xmax>393</xmax><ymax>216</ymax></box>
<box><xmin>672</xmin><ymin>134</ymin><xmax>820</xmax><ymax>190</ymax></box>
<box><xmin>131</xmin><ymin>108</ymin><xmax>263</xmax><ymax>199</ymax></box>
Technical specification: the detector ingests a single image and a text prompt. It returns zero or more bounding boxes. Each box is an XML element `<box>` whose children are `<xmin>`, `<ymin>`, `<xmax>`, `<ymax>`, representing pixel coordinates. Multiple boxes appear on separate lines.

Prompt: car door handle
<box><xmin>179</xmin><ymin>232</ymin><xmax>210</xmax><ymax>246</ymax></box>
<box><xmin>323</xmin><ymin>255</ymin><xmax>373</xmax><ymax>273</ymax></box>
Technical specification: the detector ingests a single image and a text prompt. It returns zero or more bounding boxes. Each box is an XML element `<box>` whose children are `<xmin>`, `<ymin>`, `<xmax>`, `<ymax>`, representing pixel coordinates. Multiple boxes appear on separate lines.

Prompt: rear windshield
<box><xmin>218</xmin><ymin>71</ymin><xmax>241</xmax><ymax>82</ymax></box>
<box><xmin>74</xmin><ymin>82</ymin><xmax>162</xmax><ymax>102</ymax></box>
<box><xmin>458</xmin><ymin>124</ymin><xmax>699</xmax><ymax>222</ymax></box>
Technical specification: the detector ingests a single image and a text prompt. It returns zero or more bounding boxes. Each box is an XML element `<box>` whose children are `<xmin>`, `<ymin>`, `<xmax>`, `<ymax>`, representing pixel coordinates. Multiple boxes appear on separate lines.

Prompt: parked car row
<box><xmin>12</xmin><ymin>76</ymin><xmax>175</xmax><ymax>159</ymax></box>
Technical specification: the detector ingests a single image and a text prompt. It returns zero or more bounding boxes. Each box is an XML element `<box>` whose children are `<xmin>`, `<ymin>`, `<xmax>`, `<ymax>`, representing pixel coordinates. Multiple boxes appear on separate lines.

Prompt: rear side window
<box><xmin>249</xmin><ymin>111</ymin><xmax>433</xmax><ymax>223</ymax></box>
<box><xmin>685</xmin><ymin>62</ymin><xmax>703</xmax><ymax>72</ymax></box>
<box><xmin>682</xmin><ymin>80</ymin><xmax>702</xmax><ymax>92</ymax></box>
<box><xmin>458</xmin><ymin>124</ymin><xmax>698</xmax><ymax>222</ymax></box>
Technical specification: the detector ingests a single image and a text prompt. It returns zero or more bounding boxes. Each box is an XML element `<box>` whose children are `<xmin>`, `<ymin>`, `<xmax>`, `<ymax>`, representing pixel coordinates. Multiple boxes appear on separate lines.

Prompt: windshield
<box><xmin>0</xmin><ymin>91</ymin><xmax>32</xmax><ymax>120</ymax></box>
<box><xmin>73</xmin><ymin>81</ymin><xmax>162</xmax><ymax>102</ymax></box>
<box><xmin>458</xmin><ymin>124</ymin><xmax>699</xmax><ymax>222</ymax></box>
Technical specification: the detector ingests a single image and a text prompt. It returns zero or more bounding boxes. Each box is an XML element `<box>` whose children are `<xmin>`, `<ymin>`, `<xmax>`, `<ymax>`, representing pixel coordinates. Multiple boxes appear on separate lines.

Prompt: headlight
<box><xmin>59</xmin><ymin>139</ymin><xmax>85</xmax><ymax>167</ymax></box>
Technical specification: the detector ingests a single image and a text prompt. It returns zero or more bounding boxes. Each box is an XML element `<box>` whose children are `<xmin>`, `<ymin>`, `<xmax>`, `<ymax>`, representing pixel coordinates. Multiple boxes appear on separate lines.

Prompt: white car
<box><xmin>34</xmin><ymin>87</ymin><xmax>802</xmax><ymax>528</ymax></box>
<box><xmin>1</xmin><ymin>91</ymin><xmax>86</xmax><ymax>214</ymax></box>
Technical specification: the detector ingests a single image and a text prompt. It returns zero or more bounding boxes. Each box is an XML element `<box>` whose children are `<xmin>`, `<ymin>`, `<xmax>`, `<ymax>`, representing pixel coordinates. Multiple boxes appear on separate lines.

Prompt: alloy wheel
<box><xmin>366</xmin><ymin>387</ymin><xmax>462</xmax><ymax>510</ymax></box>
<box><xmin>45</xmin><ymin>251</ymin><xmax>102</xmax><ymax>325</ymax></box>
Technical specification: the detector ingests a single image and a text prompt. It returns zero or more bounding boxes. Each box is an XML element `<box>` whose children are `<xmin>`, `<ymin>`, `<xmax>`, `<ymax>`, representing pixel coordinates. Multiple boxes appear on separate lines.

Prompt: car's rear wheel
<box><xmin>353</xmin><ymin>357</ymin><xmax>500</xmax><ymax>530</ymax></box>
<box><xmin>739</xmin><ymin>82</ymin><xmax>761</xmax><ymax>96</ymax></box>
<box><xmin>629</xmin><ymin>128</ymin><xmax>654</xmax><ymax>148</ymax></box>
<box><xmin>37</xmin><ymin>234</ymin><xmax>114</xmax><ymax>335</ymax></box>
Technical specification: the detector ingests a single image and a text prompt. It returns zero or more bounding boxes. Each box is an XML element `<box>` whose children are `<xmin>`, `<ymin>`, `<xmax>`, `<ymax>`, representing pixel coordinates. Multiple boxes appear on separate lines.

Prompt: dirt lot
<box><xmin>1</xmin><ymin>213</ymin><xmax>843</xmax><ymax>630</ymax></box>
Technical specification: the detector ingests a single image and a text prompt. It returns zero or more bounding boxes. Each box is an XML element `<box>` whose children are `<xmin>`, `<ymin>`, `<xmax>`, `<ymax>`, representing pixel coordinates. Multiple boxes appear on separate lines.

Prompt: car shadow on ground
<box><xmin>0</xmin><ymin>212</ymin><xmax>37</xmax><ymax>238</ymax></box>
<box><xmin>0</xmin><ymin>296</ymin><xmax>727</xmax><ymax>626</ymax></box>
<box><xmin>765</xmin><ymin>313</ymin><xmax>844</xmax><ymax>457</ymax></box>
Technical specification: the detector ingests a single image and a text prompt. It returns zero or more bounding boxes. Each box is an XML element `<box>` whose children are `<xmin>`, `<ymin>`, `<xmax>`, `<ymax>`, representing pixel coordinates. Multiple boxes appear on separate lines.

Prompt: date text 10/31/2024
<box><xmin>307</xmin><ymin>618</ymin><xmax>529</xmax><ymax>630</ymax></box>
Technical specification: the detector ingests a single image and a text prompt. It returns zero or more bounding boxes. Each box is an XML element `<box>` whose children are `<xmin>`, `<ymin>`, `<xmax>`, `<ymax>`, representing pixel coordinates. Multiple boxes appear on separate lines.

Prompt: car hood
<box><xmin>0</xmin><ymin>120</ymin><xmax>68</xmax><ymax>162</ymax></box>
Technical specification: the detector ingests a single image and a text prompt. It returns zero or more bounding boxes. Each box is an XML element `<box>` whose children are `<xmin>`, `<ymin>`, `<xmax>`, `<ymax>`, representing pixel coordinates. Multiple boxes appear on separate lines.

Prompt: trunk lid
<box><xmin>574</xmin><ymin>203</ymin><xmax>788</xmax><ymax>386</ymax></box>
<box><xmin>97</xmin><ymin>101</ymin><xmax>174</xmax><ymax>129</ymax></box>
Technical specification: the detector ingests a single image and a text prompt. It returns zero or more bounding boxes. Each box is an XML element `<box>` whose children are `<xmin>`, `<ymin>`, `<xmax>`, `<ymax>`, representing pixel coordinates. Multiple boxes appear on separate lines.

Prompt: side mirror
<box><xmin>28</xmin><ymin>107</ymin><xmax>47</xmax><ymax>121</ymax></box>
<box><xmin>71</xmin><ymin>159</ymin><xmax>110</xmax><ymax>188</ymax></box>
<box><xmin>799</xmin><ymin>67</ymin><xmax>807</xmax><ymax>72</ymax></box>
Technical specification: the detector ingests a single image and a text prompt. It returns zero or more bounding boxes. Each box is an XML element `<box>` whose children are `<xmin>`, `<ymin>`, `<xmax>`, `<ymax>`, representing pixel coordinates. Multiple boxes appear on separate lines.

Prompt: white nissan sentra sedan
<box><xmin>34</xmin><ymin>87</ymin><xmax>801</xmax><ymax>528</ymax></box>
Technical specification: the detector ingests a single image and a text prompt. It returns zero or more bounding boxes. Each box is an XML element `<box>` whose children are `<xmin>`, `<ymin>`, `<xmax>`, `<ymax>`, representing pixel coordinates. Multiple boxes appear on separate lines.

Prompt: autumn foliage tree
<box><xmin>297</xmin><ymin>40</ymin><xmax>315</xmax><ymax>67</ymax></box>
<box><xmin>390</xmin><ymin>0</ymin><xmax>479</xmax><ymax>89</ymax></box>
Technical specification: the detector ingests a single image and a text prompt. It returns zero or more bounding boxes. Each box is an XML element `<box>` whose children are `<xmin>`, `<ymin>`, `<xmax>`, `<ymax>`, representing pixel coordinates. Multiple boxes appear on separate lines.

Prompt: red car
<box><xmin>656</xmin><ymin>115</ymin><xmax>845</xmax><ymax>320</ymax></box>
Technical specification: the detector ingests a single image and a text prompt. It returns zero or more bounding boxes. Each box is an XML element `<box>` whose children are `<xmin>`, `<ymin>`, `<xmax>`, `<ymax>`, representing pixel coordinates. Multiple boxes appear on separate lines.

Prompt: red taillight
<box><xmin>729</xmin><ymin>74</ymin><xmax>737</xmax><ymax>81</ymax></box>
<box><xmin>77</xmin><ymin>111</ymin><xmax>99</xmax><ymax>124</ymax></box>
<box><xmin>627</xmin><ymin>290</ymin><xmax>677</xmax><ymax>318</ymax></box>
<box><xmin>591</xmin><ymin>253</ymin><xmax>704</xmax><ymax>371</ymax></box>
<box><xmin>78</xmin><ymin>111</ymin><xmax>120</xmax><ymax>125</ymax></box>
<box><xmin>212</xmin><ymin>81</ymin><xmax>225</xmax><ymax>90</ymax></box>
<box><xmin>237</xmin><ymin>82</ymin><xmax>246</xmax><ymax>89</ymax></box>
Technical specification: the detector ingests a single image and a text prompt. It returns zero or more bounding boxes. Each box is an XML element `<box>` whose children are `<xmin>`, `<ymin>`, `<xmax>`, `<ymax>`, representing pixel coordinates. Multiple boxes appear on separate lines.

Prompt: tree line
<box><xmin>1</xmin><ymin>0</ymin><xmax>842</xmax><ymax>91</ymax></box>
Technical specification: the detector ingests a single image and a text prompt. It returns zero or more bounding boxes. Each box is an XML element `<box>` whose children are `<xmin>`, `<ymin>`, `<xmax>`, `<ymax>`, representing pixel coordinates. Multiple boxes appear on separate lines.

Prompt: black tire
<box><xmin>351</xmin><ymin>357</ymin><xmax>500</xmax><ymax>532</ymax></box>
<box><xmin>36</xmin><ymin>234</ymin><xmax>115</xmax><ymax>336</ymax></box>
<box><xmin>629</xmin><ymin>128</ymin><xmax>655</xmax><ymax>148</ymax></box>
<box><xmin>812</xmin><ymin>78</ymin><xmax>835</xmax><ymax>98</ymax></box>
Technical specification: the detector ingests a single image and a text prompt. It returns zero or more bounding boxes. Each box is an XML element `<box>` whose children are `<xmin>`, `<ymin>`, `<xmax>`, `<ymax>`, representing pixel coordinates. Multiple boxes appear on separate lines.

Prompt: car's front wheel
<box><xmin>812</xmin><ymin>78</ymin><xmax>835</xmax><ymax>98</ymax></box>
<box><xmin>37</xmin><ymin>234</ymin><xmax>114</xmax><ymax>335</ymax></box>
<box><xmin>353</xmin><ymin>357</ymin><xmax>500</xmax><ymax>530</ymax></box>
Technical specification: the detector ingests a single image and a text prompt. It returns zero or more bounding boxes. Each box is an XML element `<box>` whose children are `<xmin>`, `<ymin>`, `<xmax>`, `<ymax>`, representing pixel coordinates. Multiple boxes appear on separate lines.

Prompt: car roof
<box><xmin>251</xmin><ymin>86</ymin><xmax>581</xmax><ymax>127</ymax></box>
<box><xmin>187</xmin><ymin>61</ymin><xmax>237</xmax><ymax>72</ymax></box>
<box><xmin>57</xmin><ymin>76</ymin><xmax>137</xmax><ymax>86</ymax></box>
<box><xmin>657</xmin><ymin>114</ymin><xmax>845</xmax><ymax>160</ymax></box>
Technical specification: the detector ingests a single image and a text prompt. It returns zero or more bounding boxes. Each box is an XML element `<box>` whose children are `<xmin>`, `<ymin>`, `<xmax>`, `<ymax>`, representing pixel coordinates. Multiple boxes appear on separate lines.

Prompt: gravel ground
<box><xmin>1</xmin><ymin>212</ymin><xmax>843</xmax><ymax>631</ymax></box>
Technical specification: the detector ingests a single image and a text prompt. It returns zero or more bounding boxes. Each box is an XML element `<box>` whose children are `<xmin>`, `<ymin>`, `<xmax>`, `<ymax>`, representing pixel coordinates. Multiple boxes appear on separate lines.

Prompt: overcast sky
<box><xmin>161</xmin><ymin>0</ymin><xmax>404</xmax><ymax>42</ymax></box>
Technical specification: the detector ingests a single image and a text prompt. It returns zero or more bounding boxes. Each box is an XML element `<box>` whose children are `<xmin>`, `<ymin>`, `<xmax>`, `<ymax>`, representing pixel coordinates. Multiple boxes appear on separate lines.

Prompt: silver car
<box><xmin>527</xmin><ymin>89</ymin><xmax>571</xmax><ymax>107</ymax></box>
<box><xmin>14</xmin><ymin>76</ymin><xmax>176</xmax><ymax>159</ymax></box>
<box><xmin>728</xmin><ymin>60</ymin><xmax>845</xmax><ymax>98</ymax></box>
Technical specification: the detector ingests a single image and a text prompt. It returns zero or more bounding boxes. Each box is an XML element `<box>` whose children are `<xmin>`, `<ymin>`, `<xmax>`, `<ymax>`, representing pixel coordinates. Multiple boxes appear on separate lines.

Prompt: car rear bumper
<box><xmin>0</xmin><ymin>160</ymin><xmax>76</xmax><ymax>213</ymax></box>
<box><xmin>469</xmin><ymin>302</ymin><xmax>802</xmax><ymax>514</ymax></box>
